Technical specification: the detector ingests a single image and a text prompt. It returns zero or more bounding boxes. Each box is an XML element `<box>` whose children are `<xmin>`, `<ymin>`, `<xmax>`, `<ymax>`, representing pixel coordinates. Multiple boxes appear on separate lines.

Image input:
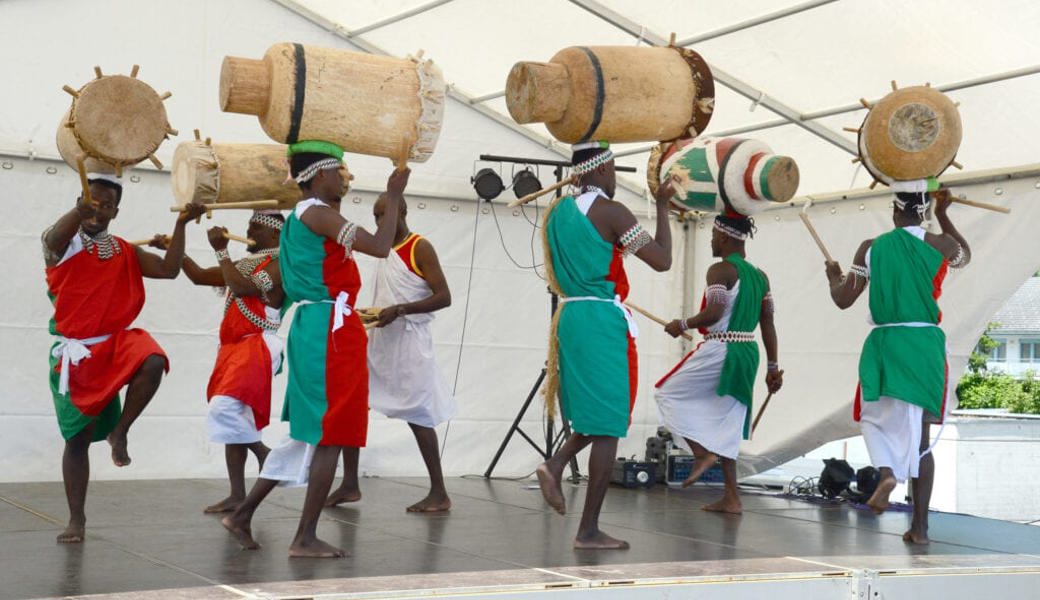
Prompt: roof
<box><xmin>991</xmin><ymin>277</ymin><xmax>1040</xmax><ymax>334</ymax></box>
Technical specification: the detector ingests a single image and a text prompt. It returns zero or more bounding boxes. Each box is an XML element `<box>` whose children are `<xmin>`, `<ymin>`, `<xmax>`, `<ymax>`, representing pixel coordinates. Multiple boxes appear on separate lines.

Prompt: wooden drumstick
<box><xmin>223</xmin><ymin>232</ymin><xmax>255</xmax><ymax>245</ymax></box>
<box><xmin>624</xmin><ymin>301</ymin><xmax>693</xmax><ymax>341</ymax></box>
<box><xmin>950</xmin><ymin>197</ymin><xmax>1010</xmax><ymax>214</ymax></box>
<box><xmin>75</xmin><ymin>157</ymin><xmax>94</xmax><ymax>207</ymax></box>
<box><xmin>507</xmin><ymin>175</ymin><xmax>577</xmax><ymax>208</ymax></box>
<box><xmin>129</xmin><ymin>235</ymin><xmax>170</xmax><ymax>247</ymax></box>
<box><xmin>799</xmin><ymin>201</ymin><xmax>834</xmax><ymax>263</ymax></box>
<box><xmin>168</xmin><ymin>199</ymin><xmax>281</xmax><ymax>212</ymax></box>
<box><xmin>750</xmin><ymin>392</ymin><xmax>774</xmax><ymax>438</ymax></box>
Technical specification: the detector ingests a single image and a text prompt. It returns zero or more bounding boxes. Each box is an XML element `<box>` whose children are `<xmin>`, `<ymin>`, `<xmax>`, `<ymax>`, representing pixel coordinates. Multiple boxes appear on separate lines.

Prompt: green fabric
<box><xmin>859</xmin><ymin>228</ymin><xmax>947</xmax><ymax>417</ymax></box>
<box><xmin>716</xmin><ymin>253</ymin><xmax>767</xmax><ymax>438</ymax></box>
<box><xmin>548</xmin><ymin>196</ymin><xmax>633</xmax><ymax>438</ymax></box>
<box><xmin>287</xmin><ymin>140</ymin><xmax>344</xmax><ymax>160</ymax></box>
<box><xmin>48</xmin><ymin>339</ymin><xmax>120</xmax><ymax>441</ymax></box>
<box><xmin>278</xmin><ymin>210</ymin><xmax>331</xmax><ymax>443</ymax></box>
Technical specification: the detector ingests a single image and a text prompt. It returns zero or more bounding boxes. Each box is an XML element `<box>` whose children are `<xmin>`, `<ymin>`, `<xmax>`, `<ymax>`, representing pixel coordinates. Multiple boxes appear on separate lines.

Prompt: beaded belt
<box><xmin>704</xmin><ymin>331</ymin><xmax>755</xmax><ymax>343</ymax></box>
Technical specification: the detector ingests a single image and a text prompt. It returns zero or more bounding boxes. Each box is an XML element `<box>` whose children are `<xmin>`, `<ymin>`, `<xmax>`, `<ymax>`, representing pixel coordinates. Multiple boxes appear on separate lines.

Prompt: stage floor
<box><xmin>2</xmin><ymin>476</ymin><xmax>1039</xmax><ymax>599</ymax></box>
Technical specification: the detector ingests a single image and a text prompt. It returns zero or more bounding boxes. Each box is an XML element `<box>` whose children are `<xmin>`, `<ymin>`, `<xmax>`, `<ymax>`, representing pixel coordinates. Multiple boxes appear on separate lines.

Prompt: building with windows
<box><xmin>984</xmin><ymin>277</ymin><xmax>1040</xmax><ymax>378</ymax></box>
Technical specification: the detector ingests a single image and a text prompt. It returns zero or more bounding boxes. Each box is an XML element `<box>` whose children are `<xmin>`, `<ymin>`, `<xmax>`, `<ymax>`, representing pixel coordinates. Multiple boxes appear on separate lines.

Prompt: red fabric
<box><xmin>319</xmin><ymin>239</ymin><xmax>368</xmax><ymax>446</ymax></box>
<box><xmin>932</xmin><ymin>259</ymin><xmax>948</xmax><ymax>324</ymax></box>
<box><xmin>47</xmin><ymin>238</ymin><xmax>167</xmax><ymax>413</ymax></box>
<box><xmin>607</xmin><ymin>247</ymin><xmax>638</xmax><ymax>422</ymax></box>
<box><xmin>46</xmin><ymin>237</ymin><xmax>145</xmax><ymax>339</ymax></box>
<box><xmin>206</xmin><ymin>257</ymin><xmax>276</xmax><ymax>429</ymax></box>
<box><xmin>395</xmin><ymin>233</ymin><xmax>423</xmax><ymax>278</ymax></box>
<box><xmin>743</xmin><ymin>152</ymin><xmax>766</xmax><ymax>200</ymax></box>
<box><xmin>853</xmin><ymin>383</ymin><xmax>862</xmax><ymax>422</ymax></box>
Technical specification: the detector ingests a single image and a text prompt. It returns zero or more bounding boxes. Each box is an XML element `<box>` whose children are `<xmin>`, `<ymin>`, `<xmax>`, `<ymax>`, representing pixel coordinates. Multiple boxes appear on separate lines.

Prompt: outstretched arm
<box><xmin>626</xmin><ymin>180</ymin><xmax>675</xmax><ymax>271</ymax></box>
<box><xmin>148</xmin><ymin>235</ymin><xmax>224</xmax><ymax>286</ymax></box>
<box><xmin>301</xmin><ymin>168</ymin><xmax>408</xmax><ymax>258</ymax></box>
<box><xmin>136</xmin><ymin>204</ymin><xmax>206</xmax><ymax>279</ymax></box>
<box><xmin>376</xmin><ymin>238</ymin><xmax>451</xmax><ymax>327</ymax></box>
<box><xmin>663</xmin><ymin>262</ymin><xmax>732</xmax><ymax>338</ymax></box>
<box><xmin>932</xmin><ymin>188</ymin><xmax>971</xmax><ymax>268</ymax></box>
<box><xmin>43</xmin><ymin>196</ymin><xmax>96</xmax><ymax>267</ymax></box>
<box><xmin>826</xmin><ymin>239</ymin><xmax>871</xmax><ymax>309</ymax></box>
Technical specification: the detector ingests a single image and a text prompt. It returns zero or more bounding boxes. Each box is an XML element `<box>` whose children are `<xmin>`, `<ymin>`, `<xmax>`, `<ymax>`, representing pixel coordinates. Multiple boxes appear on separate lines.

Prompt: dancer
<box><xmin>824</xmin><ymin>187</ymin><xmax>969</xmax><ymax>544</ymax></box>
<box><xmin>43</xmin><ymin>173</ymin><xmax>204</xmax><ymax>543</ymax></box>
<box><xmin>326</xmin><ymin>193</ymin><xmax>454</xmax><ymax>512</ymax></box>
<box><xmin>536</xmin><ymin>141</ymin><xmax>674</xmax><ymax>549</ymax></box>
<box><xmin>654</xmin><ymin>212</ymin><xmax>783</xmax><ymax>514</ymax></box>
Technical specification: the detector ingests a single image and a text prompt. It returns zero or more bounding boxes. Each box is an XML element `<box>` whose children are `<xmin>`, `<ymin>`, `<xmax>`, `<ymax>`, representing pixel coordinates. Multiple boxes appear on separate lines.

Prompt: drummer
<box><xmin>43</xmin><ymin>173</ymin><xmax>205</xmax><ymax>543</ymax></box>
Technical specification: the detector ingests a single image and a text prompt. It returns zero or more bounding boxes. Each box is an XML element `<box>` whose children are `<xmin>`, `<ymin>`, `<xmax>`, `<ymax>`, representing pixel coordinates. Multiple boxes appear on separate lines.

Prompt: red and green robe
<box><xmin>46</xmin><ymin>235</ymin><xmax>167</xmax><ymax>441</ymax></box>
<box><xmin>545</xmin><ymin>193</ymin><xmax>638</xmax><ymax>438</ymax></box>
<box><xmin>206</xmin><ymin>255</ymin><xmax>281</xmax><ymax>431</ymax></box>
<box><xmin>855</xmin><ymin>227</ymin><xmax>949</xmax><ymax>421</ymax></box>
<box><xmin>279</xmin><ymin>199</ymin><xmax>368</xmax><ymax>447</ymax></box>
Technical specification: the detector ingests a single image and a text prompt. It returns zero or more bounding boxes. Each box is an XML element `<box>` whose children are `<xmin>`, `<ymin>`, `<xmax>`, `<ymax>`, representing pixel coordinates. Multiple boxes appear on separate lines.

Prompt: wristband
<box><xmin>215</xmin><ymin>248</ymin><xmax>230</xmax><ymax>262</ymax></box>
<box><xmin>767</xmin><ymin>362</ymin><xmax>780</xmax><ymax>372</ymax></box>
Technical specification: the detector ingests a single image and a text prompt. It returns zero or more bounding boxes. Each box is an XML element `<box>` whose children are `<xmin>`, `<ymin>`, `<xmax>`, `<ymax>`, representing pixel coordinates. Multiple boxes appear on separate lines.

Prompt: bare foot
<box><xmin>204</xmin><ymin>496</ymin><xmax>243</xmax><ymax>514</ymax></box>
<box><xmin>866</xmin><ymin>474</ymin><xmax>897</xmax><ymax>515</ymax></box>
<box><xmin>324</xmin><ymin>486</ymin><xmax>361</xmax><ymax>507</ymax></box>
<box><xmin>573</xmin><ymin>530</ymin><xmax>630</xmax><ymax>550</ymax></box>
<box><xmin>221</xmin><ymin>514</ymin><xmax>260</xmax><ymax>550</ymax></box>
<box><xmin>107</xmin><ymin>432</ymin><xmax>131</xmax><ymax>467</ymax></box>
<box><xmin>288</xmin><ymin>537</ymin><xmax>347</xmax><ymax>558</ymax></box>
<box><xmin>536</xmin><ymin>463</ymin><xmax>565</xmax><ymax>515</ymax></box>
<box><xmin>681</xmin><ymin>452</ymin><xmax>719</xmax><ymax>488</ymax></box>
<box><xmin>406</xmin><ymin>491</ymin><xmax>451</xmax><ymax>513</ymax></box>
<box><xmin>703</xmin><ymin>496</ymin><xmax>743</xmax><ymax>514</ymax></box>
<box><xmin>56</xmin><ymin>519</ymin><xmax>85</xmax><ymax>544</ymax></box>
<box><xmin>902</xmin><ymin>529</ymin><xmax>930</xmax><ymax>545</ymax></box>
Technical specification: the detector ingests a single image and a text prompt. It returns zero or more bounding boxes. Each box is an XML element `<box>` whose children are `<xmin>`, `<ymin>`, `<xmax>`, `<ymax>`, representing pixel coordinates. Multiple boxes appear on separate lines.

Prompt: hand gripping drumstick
<box><xmin>799</xmin><ymin>199</ymin><xmax>834</xmax><ymax>263</ymax></box>
<box><xmin>508</xmin><ymin>175</ymin><xmax>578</xmax><ymax>208</ymax></box>
<box><xmin>129</xmin><ymin>231</ymin><xmax>254</xmax><ymax>246</ymax></box>
<box><xmin>624</xmin><ymin>301</ymin><xmax>693</xmax><ymax>342</ymax></box>
<box><xmin>168</xmin><ymin>200</ymin><xmax>281</xmax><ymax>213</ymax></box>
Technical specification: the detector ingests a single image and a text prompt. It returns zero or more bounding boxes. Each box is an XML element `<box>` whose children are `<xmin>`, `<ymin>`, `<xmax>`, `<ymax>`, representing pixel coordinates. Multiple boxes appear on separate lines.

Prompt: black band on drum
<box><xmin>287</xmin><ymin>42</ymin><xmax>307</xmax><ymax>144</ymax></box>
<box><xmin>577</xmin><ymin>46</ymin><xmax>605</xmax><ymax>143</ymax></box>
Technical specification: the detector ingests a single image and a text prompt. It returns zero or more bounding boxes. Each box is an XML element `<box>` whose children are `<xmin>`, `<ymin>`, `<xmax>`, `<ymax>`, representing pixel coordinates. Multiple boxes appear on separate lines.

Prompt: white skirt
<box><xmin>859</xmin><ymin>396</ymin><xmax>923</xmax><ymax>482</ymax></box>
<box><xmin>654</xmin><ymin>341</ymin><xmax>747</xmax><ymax>460</ymax></box>
<box><xmin>207</xmin><ymin>396</ymin><xmax>261</xmax><ymax>444</ymax></box>
<box><xmin>258</xmin><ymin>437</ymin><xmax>316</xmax><ymax>488</ymax></box>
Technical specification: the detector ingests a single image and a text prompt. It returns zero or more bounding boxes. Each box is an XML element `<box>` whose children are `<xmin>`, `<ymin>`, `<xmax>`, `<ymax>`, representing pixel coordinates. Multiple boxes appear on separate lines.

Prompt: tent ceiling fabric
<box><xmin>293</xmin><ymin>0</ymin><xmax>1040</xmax><ymax>202</ymax></box>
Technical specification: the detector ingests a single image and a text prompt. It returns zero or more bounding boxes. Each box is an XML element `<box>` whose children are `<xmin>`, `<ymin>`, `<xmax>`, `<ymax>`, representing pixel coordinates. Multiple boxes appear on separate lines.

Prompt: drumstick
<box><xmin>799</xmin><ymin>201</ymin><xmax>834</xmax><ymax>263</ymax></box>
<box><xmin>75</xmin><ymin>157</ymin><xmax>94</xmax><ymax>208</ymax></box>
<box><xmin>168</xmin><ymin>199</ymin><xmax>281</xmax><ymax>212</ymax></box>
<box><xmin>950</xmin><ymin>197</ymin><xmax>1010</xmax><ymax>214</ymax></box>
<box><xmin>129</xmin><ymin>235</ymin><xmax>170</xmax><ymax>246</ymax></box>
<box><xmin>508</xmin><ymin>175</ymin><xmax>577</xmax><ymax>208</ymax></box>
<box><xmin>624</xmin><ymin>301</ymin><xmax>693</xmax><ymax>341</ymax></box>
<box><xmin>223</xmin><ymin>232</ymin><xmax>255</xmax><ymax>245</ymax></box>
<box><xmin>750</xmin><ymin>392</ymin><xmax>774</xmax><ymax>438</ymax></box>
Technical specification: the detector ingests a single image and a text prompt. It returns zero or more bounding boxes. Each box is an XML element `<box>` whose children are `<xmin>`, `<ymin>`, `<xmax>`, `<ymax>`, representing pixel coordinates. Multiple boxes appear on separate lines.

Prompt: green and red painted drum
<box><xmin>648</xmin><ymin>136</ymin><xmax>799</xmax><ymax>216</ymax></box>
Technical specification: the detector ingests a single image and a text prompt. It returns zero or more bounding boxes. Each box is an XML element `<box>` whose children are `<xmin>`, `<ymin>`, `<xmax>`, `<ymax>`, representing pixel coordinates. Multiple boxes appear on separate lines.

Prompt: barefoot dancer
<box><xmin>172</xmin><ymin>212</ymin><xmax>286</xmax><ymax>513</ymax></box>
<box><xmin>825</xmin><ymin>186</ymin><xmax>969</xmax><ymax>544</ymax></box>
<box><xmin>326</xmin><ymin>194</ymin><xmax>454</xmax><ymax>512</ymax></box>
<box><xmin>654</xmin><ymin>213</ymin><xmax>782</xmax><ymax>515</ymax></box>
<box><xmin>222</xmin><ymin>142</ymin><xmax>405</xmax><ymax>558</ymax></box>
<box><xmin>536</xmin><ymin>141</ymin><xmax>674</xmax><ymax>550</ymax></box>
<box><xmin>43</xmin><ymin>173</ymin><xmax>204</xmax><ymax>543</ymax></box>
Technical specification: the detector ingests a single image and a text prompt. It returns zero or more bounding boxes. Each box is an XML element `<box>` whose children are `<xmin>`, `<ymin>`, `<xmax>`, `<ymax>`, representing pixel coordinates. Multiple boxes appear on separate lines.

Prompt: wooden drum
<box><xmin>219</xmin><ymin>43</ymin><xmax>445</xmax><ymax>162</ymax></box>
<box><xmin>506</xmin><ymin>46</ymin><xmax>714</xmax><ymax>143</ymax></box>
<box><xmin>58</xmin><ymin>66</ymin><xmax>175</xmax><ymax>174</ymax></box>
<box><xmin>858</xmin><ymin>85</ymin><xmax>961</xmax><ymax>184</ymax></box>
<box><xmin>171</xmin><ymin>140</ymin><xmax>301</xmax><ymax>210</ymax></box>
<box><xmin>648</xmin><ymin>137</ymin><xmax>799</xmax><ymax>216</ymax></box>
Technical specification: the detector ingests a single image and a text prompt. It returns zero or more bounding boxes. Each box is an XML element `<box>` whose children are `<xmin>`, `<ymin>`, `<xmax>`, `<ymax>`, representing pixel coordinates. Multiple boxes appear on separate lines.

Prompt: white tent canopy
<box><xmin>1</xmin><ymin>0</ymin><xmax>1038</xmax><ymax>482</ymax></box>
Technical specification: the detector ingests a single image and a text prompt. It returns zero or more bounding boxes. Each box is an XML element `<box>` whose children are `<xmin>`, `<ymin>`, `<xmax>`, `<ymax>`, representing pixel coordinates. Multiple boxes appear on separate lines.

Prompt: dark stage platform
<box><xmin>2</xmin><ymin>477</ymin><xmax>1039</xmax><ymax>599</ymax></box>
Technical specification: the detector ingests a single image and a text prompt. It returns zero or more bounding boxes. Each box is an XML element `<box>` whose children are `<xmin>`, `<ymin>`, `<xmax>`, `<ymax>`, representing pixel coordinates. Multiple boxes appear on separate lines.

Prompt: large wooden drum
<box><xmin>858</xmin><ymin>85</ymin><xmax>961</xmax><ymax>184</ymax></box>
<box><xmin>648</xmin><ymin>137</ymin><xmax>799</xmax><ymax>216</ymax></box>
<box><xmin>57</xmin><ymin>67</ymin><xmax>175</xmax><ymax>174</ymax></box>
<box><xmin>171</xmin><ymin>140</ymin><xmax>301</xmax><ymax>209</ymax></box>
<box><xmin>220</xmin><ymin>43</ymin><xmax>445</xmax><ymax>162</ymax></box>
<box><xmin>506</xmin><ymin>46</ymin><xmax>714</xmax><ymax>143</ymax></box>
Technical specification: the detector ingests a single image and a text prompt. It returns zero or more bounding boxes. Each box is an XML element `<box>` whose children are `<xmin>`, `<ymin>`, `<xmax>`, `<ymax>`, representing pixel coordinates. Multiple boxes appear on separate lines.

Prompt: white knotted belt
<box><xmin>297</xmin><ymin>291</ymin><xmax>353</xmax><ymax>332</ymax></box>
<box><xmin>559</xmin><ymin>294</ymin><xmax>639</xmax><ymax>338</ymax></box>
<box><xmin>51</xmin><ymin>334</ymin><xmax>113</xmax><ymax>395</ymax></box>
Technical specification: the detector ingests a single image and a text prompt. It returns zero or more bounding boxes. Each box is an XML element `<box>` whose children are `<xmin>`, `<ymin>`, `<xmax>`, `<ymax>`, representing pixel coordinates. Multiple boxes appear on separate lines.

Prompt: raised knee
<box><xmin>140</xmin><ymin>354</ymin><xmax>166</xmax><ymax>378</ymax></box>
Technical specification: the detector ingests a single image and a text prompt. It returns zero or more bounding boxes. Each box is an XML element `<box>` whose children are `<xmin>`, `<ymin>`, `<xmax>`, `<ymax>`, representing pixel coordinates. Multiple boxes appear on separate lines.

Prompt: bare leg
<box><xmin>703</xmin><ymin>457</ymin><xmax>743</xmax><ymax>514</ymax></box>
<box><xmin>538</xmin><ymin>433</ymin><xmax>593</xmax><ymax>515</ymax></box>
<box><xmin>249</xmin><ymin>441</ymin><xmax>270</xmax><ymax>470</ymax></box>
<box><xmin>289</xmin><ymin>445</ymin><xmax>346</xmax><ymax>558</ymax></box>
<box><xmin>680</xmin><ymin>438</ymin><xmax>718</xmax><ymax>488</ymax></box>
<box><xmin>324</xmin><ymin>446</ymin><xmax>361</xmax><ymax>506</ymax></box>
<box><xmin>867</xmin><ymin>466</ymin><xmax>897</xmax><ymax>515</ymax></box>
<box><xmin>222</xmin><ymin>476</ymin><xmax>278</xmax><ymax>549</ymax></box>
<box><xmin>57</xmin><ymin>424</ymin><xmax>94</xmax><ymax>543</ymax></box>
<box><xmin>905</xmin><ymin>419</ymin><xmax>933</xmax><ymax>544</ymax></box>
<box><xmin>107</xmin><ymin>354</ymin><xmax>165</xmax><ymax>467</ymax></box>
<box><xmin>205</xmin><ymin>444</ymin><xmax>249</xmax><ymax>513</ymax></box>
<box><xmin>405</xmin><ymin>423</ymin><xmax>451</xmax><ymax>513</ymax></box>
<box><xmin>573</xmin><ymin>436</ymin><xmax>628</xmax><ymax>549</ymax></box>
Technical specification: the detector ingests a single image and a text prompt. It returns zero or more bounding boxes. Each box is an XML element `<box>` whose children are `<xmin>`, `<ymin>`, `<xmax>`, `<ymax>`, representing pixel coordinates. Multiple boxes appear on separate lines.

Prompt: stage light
<box><xmin>471</xmin><ymin>168</ymin><xmax>504</xmax><ymax>201</ymax></box>
<box><xmin>512</xmin><ymin>168</ymin><xmax>542</xmax><ymax>199</ymax></box>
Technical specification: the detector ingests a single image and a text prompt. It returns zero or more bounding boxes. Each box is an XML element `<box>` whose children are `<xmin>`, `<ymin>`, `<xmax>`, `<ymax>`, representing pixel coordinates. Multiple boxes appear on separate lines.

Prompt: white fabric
<box><xmin>206</xmin><ymin>332</ymin><xmax>284</xmax><ymax>444</ymax></box>
<box><xmin>56</xmin><ymin>234</ymin><xmax>84</xmax><ymax>266</ymax></box>
<box><xmin>51</xmin><ymin>333</ymin><xmax>113</xmax><ymax>395</ymax></box>
<box><xmin>559</xmin><ymin>294</ymin><xmax>639</xmax><ymax>338</ymax></box>
<box><xmin>296</xmin><ymin>291</ymin><xmax>352</xmax><ymax>332</ymax></box>
<box><xmin>860</xmin><ymin>396</ymin><xmax>924</xmax><ymax>483</ymax></box>
<box><xmin>258</xmin><ymin>437</ymin><xmax>316</xmax><ymax>488</ymax></box>
<box><xmin>367</xmin><ymin>246</ymin><xmax>455</xmax><ymax>428</ymax></box>
<box><xmin>294</xmin><ymin>197</ymin><xmax>329</xmax><ymax>218</ymax></box>
<box><xmin>655</xmin><ymin>282</ymin><xmax>746</xmax><ymax>459</ymax></box>
<box><xmin>575</xmin><ymin>189</ymin><xmax>602</xmax><ymax>215</ymax></box>
<box><xmin>86</xmin><ymin>173</ymin><xmax>122</xmax><ymax>186</ymax></box>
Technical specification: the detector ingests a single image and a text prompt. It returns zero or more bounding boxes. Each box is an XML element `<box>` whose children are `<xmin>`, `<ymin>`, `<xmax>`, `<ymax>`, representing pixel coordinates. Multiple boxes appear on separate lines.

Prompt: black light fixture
<box><xmin>471</xmin><ymin>167</ymin><xmax>504</xmax><ymax>201</ymax></box>
<box><xmin>511</xmin><ymin>168</ymin><xmax>542</xmax><ymax>199</ymax></box>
